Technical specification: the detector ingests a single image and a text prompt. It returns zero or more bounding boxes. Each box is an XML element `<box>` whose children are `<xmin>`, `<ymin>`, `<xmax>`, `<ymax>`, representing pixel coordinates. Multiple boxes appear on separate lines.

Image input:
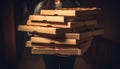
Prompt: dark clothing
<box><xmin>43</xmin><ymin>55</ymin><xmax>76</xmax><ymax>69</ymax></box>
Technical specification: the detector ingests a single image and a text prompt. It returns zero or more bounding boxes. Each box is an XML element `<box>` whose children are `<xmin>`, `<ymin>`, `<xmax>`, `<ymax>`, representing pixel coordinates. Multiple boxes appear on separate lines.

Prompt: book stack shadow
<box><xmin>18</xmin><ymin>7</ymin><xmax>104</xmax><ymax>55</ymax></box>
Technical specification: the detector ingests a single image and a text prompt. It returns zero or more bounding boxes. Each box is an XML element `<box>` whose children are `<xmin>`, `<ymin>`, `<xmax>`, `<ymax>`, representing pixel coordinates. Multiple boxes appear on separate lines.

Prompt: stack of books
<box><xmin>18</xmin><ymin>7</ymin><xmax>104</xmax><ymax>55</ymax></box>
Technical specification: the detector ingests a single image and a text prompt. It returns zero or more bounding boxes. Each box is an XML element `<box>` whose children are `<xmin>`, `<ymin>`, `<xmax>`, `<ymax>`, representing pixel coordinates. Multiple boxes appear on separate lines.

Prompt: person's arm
<box><xmin>34</xmin><ymin>0</ymin><xmax>44</xmax><ymax>15</ymax></box>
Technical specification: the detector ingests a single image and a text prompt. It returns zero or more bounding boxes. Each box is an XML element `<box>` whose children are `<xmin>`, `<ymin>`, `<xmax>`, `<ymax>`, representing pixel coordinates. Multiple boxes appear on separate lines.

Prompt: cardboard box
<box><xmin>29</xmin><ymin>15</ymin><xmax>96</xmax><ymax>23</ymax></box>
<box><xmin>31</xmin><ymin>47</ymin><xmax>81</xmax><ymax>55</ymax></box>
<box><xmin>40</xmin><ymin>7</ymin><xmax>101</xmax><ymax>16</ymax></box>
<box><xmin>27</xmin><ymin>19</ymin><xmax>97</xmax><ymax>28</ymax></box>
<box><xmin>18</xmin><ymin>25</ymin><xmax>68</xmax><ymax>35</ymax></box>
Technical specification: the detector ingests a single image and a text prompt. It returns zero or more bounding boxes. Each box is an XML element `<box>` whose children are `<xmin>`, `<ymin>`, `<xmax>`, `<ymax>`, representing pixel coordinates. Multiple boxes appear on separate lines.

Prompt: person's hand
<box><xmin>27</xmin><ymin>31</ymin><xmax>37</xmax><ymax>36</ymax></box>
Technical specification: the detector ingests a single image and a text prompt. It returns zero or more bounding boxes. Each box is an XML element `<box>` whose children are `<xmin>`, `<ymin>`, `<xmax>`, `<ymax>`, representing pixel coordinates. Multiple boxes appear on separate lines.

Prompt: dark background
<box><xmin>0</xmin><ymin>0</ymin><xmax>120</xmax><ymax>69</ymax></box>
